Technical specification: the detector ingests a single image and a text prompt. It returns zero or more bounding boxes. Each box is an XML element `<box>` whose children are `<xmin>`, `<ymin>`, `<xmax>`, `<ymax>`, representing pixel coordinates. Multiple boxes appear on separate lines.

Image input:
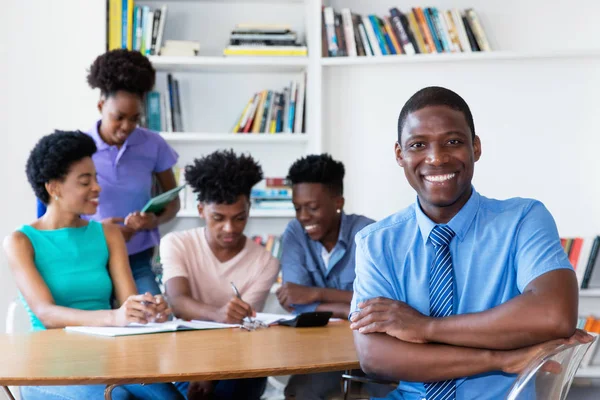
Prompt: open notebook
<box><xmin>65</xmin><ymin>313</ymin><xmax>296</xmax><ymax>337</ymax></box>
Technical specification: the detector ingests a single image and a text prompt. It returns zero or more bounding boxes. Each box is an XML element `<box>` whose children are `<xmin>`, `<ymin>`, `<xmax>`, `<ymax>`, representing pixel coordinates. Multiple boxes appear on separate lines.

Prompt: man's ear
<box><xmin>395</xmin><ymin>141</ymin><xmax>405</xmax><ymax>167</ymax></box>
<box><xmin>196</xmin><ymin>202</ymin><xmax>205</xmax><ymax>218</ymax></box>
<box><xmin>473</xmin><ymin>135</ymin><xmax>482</xmax><ymax>162</ymax></box>
<box><xmin>334</xmin><ymin>196</ymin><xmax>345</xmax><ymax>212</ymax></box>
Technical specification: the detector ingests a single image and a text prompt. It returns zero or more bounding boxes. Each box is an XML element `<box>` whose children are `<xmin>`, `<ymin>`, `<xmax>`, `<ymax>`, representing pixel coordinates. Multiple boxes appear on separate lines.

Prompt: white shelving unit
<box><xmin>160</xmin><ymin>132</ymin><xmax>309</xmax><ymax>143</ymax></box>
<box><xmin>135</xmin><ymin>0</ymin><xmax>322</xmax><ymax>236</ymax></box>
<box><xmin>150</xmin><ymin>55</ymin><xmax>309</xmax><ymax>72</ymax></box>
<box><xmin>177</xmin><ymin>208</ymin><xmax>295</xmax><ymax>218</ymax></box>
<box><xmin>320</xmin><ymin>49</ymin><xmax>600</xmax><ymax>66</ymax></box>
<box><xmin>580</xmin><ymin>289</ymin><xmax>600</xmax><ymax>298</ymax></box>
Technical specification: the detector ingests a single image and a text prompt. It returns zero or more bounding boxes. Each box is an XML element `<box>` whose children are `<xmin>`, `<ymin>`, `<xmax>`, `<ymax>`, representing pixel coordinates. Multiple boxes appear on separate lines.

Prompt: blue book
<box><xmin>424</xmin><ymin>8</ymin><xmax>443</xmax><ymax>53</ymax></box>
<box><xmin>145</xmin><ymin>91</ymin><xmax>162</xmax><ymax>132</ymax></box>
<box><xmin>121</xmin><ymin>0</ymin><xmax>128</xmax><ymax>49</ymax></box>
<box><xmin>132</xmin><ymin>6</ymin><xmax>142</xmax><ymax>51</ymax></box>
<box><xmin>368</xmin><ymin>15</ymin><xmax>388</xmax><ymax>55</ymax></box>
<box><xmin>431</xmin><ymin>8</ymin><xmax>450</xmax><ymax>52</ymax></box>
<box><xmin>382</xmin><ymin>26</ymin><xmax>397</xmax><ymax>55</ymax></box>
<box><xmin>275</xmin><ymin>93</ymin><xmax>284</xmax><ymax>133</ymax></box>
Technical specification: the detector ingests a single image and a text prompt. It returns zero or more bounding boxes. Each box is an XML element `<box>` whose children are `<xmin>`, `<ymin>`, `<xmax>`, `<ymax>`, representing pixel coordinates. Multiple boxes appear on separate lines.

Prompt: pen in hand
<box><xmin>230</xmin><ymin>282</ymin><xmax>253</xmax><ymax>322</ymax></box>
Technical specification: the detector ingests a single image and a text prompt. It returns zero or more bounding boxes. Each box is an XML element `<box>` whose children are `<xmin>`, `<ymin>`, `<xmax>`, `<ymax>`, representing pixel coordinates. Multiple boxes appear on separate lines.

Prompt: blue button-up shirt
<box><xmin>351</xmin><ymin>189</ymin><xmax>573</xmax><ymax>400</ymax></box>
<box><xmin>84</xmin><ymin>122</ymin><xmax>178</xmax><ymax>255</ymax></box>
<box><xmin>281</xmin><ymin>212</ymin><xmax>374</xmax><ymax>313</ymax></box>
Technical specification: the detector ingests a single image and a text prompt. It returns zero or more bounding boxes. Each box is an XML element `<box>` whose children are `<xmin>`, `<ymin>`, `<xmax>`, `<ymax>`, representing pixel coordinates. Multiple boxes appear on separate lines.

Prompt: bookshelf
<box><xmin>117</xmin><ymin>0</ymin><xmax>322</xmax><ymax>239</ymax></box>
<box><xmin>159</xmin><ymin>132</ymin><xmax>309</xmax><ymax>143</ymax></box>
<box><xmin>149</xmin><ymin>55</ymin><xmax>309</xmax><ymax>72</ymax></box>
<box><xmin>177</xmin><ymin>208</ymin><xmax>295</xmax><ymax>218</ymax></box>
<box><xmin>321</xmin><ymin>49</ymin><xmax>600</xmax><ymax>66</ymax></box>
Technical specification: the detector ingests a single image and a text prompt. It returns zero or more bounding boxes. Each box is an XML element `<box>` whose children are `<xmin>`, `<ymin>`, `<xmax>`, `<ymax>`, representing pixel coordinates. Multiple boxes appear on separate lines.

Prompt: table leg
<box><xmin>104</xmin><ymin>384</ymin><xmax>119</xmax><ymax>400</ymax></box>
<box><xmin>1</xmin><ymin>386</ymin><xmax>15</xmax><ymax>400</ymax></box>
<box><xmin>343</xmin><ymin>369</ymin><xmax>351</xmax><ymax>400</ymax></box>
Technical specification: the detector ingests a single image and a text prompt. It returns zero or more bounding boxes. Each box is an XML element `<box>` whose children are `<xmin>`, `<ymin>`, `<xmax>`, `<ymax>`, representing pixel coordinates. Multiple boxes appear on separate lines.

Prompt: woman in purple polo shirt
<box><xmin>84</xmin><ymin>49</ymin><xmax>180</xmax><ymax>295</ymax></box>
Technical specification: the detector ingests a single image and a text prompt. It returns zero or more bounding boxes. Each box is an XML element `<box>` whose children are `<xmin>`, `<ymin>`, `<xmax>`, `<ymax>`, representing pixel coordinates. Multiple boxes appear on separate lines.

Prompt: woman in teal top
<box><xmin>4</xmin><ymin>131</ymin><xmax>185</xmax><ymax>400</ymax></box>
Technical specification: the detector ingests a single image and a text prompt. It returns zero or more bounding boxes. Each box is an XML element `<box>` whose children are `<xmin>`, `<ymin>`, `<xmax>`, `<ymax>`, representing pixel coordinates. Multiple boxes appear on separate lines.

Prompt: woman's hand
<box><xmin>125</xmin><ymin>211</ymin><xmax>158</xmax><ymax>231</ymax></box>
<box><xmin>112</xmin><ymin>292</ymin><xmax>159</xmax><ymax>326</ymax></box>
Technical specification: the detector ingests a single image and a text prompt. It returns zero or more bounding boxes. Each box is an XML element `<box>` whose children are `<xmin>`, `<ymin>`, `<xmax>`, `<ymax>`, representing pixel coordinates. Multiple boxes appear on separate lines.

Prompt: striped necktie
<box><xmin>424</xmin><ymin>225</ymin><xmax>456</xmax><ymax>400</ymax></box>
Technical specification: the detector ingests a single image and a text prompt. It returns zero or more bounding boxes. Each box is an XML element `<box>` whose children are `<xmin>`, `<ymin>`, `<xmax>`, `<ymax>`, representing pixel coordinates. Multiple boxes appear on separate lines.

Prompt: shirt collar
<box><xmin>336</xmin><ymin>211</ymin><xmax>350</xmax><ymax>247</ymax></box>
<box><xmin>415</xmin><ymin>187</ymin><xmax>480</xmax><ymax>243</ymax></box>
<box><xmin>90</xmin><ymin>120</ymin><xmax>144</xmax><ymax>150</ymax></box>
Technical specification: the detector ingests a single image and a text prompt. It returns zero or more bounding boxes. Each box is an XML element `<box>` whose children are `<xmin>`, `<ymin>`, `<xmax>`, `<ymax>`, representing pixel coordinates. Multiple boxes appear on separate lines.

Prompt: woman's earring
<box><xmin>336</xmin><ymin>209</ymin><xmax>341</xmax><ymax>214</ymax></box>
<box><xmin>54</xmin><ymin>195</ymin><xmax>59</xmax><ymax>201</ymax></box>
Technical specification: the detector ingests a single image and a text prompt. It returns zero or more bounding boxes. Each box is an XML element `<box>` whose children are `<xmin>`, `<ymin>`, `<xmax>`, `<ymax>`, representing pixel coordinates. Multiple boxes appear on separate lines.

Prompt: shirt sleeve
<box><xmin>153</xmin><ymin>134</ymin><xmax>179</xmax><ymax>173</ymax></box>
<box><xmin>514</xmin><ymin>201</ymin><xmax>574</xmax><ymax>292</ymax></box>
<box><xmin>351</xmin><ymin>232</ymin><xmax>396</xmax><ymax>316</ymax></box>
<box><xmin>280</xmin><ymin>222</ymin><xmax>319</xmax><ymax>313</ymax></box>
<box><xmin>242</xmin><ymin>255</ymin><xmax>280</xmax><ymax>312</ymax></box>
<box><xmin>159</xmin><ymin>233</ymin><xmax>189</xmax><ymax>283</ymax></box>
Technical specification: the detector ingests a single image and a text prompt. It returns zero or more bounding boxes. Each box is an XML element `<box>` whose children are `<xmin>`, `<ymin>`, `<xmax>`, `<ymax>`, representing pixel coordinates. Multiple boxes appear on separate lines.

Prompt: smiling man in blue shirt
<box><xmin>349</xmin><ymin>86</ymin><xmax>592</xmax><ymax>400</ymax></box>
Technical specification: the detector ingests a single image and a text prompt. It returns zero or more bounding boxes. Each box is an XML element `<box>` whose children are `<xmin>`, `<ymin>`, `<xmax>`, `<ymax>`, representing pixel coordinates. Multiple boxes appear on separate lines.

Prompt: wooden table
<box><xmin>0</xmin><ymin>321</ymin><xmax>359</xmax><ymax>399</ymax></box>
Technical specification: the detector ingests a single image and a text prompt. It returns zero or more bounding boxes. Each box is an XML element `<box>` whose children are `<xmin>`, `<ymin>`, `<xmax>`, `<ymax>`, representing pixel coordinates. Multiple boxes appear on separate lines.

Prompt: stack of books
<box><xmin>251</xmin><ymin>178</ymin><xmax>294</xmax><ymax>211</ymax></box>
<box><xmin>322</xmin><ymin>6</ymin><xmax>490</xmax><ymax>57</ymax></box>
<box><xmin>578</xmin><ymin>315</ymin><xmax>600</xmax><ymax>367</ymax></box>
<box><xmin>144</xmin><ymin>73</ymin><xmax>184</xmax><ymax>133</ymax></box>
<box><xmin>251</xmin><ymin>234</ymin><xmax>283</xmax><ymax>259</ymax></box>
<box><xmin>224</xmin><ymin>24</ymin><xmax>308</xmax><ymax>57</ymax></box>
<box><xmin>108</xmin><ymin>1</ymin><xmax>168</xmax><ymax>56</ymax></box>
<box><xmin>172</xmin><ymin>167</ymin><xmax>197</xmax><ymax>212</ymax></box>
<box><xmin>160</xmin><ymin>40</ymin><xmax>200</xmax><ymax>57</ymax></box>
<box><xmin>231</xmin><ymin>74</ymin><xmax>306</xmax><ymax>134</ymax></box>
<box><xmin>560</xmin><ymin>236</ymin><xmax>600</xmax><ymax>289</ymax></box>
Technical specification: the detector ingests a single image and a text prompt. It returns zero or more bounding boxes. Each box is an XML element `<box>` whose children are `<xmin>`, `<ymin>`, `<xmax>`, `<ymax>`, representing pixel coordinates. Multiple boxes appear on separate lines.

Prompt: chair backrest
<box><xmin>5</xmin><ymin>298</ymin><xmax>31</xmax><ymax>334</ymax></box>
<box><xmin>505</xmin><ymin>337</ymin><xmax>597</xmax><ymax>400</ymax></box>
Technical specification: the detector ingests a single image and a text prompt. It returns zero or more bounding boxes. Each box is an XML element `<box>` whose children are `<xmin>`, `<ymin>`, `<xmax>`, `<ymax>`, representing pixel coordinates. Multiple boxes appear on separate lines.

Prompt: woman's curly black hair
<box><xmin>184</xmin><ymin>149</ymin><xmax>263</xmax><ymax>204</ymax></box>
<box><xmin>287</xmin><ymin>153</ymin><xmax>345</xmax><ymax>195</ymax></box>
<box><xmin>87</xmin><ymin>49</ymin><xmax>155</xmax><ymax>97</ymax></box>
<box><xmin>26</xmin><ymin>130</ymin><xmax>97</xmax><ymax>205</ymax></box>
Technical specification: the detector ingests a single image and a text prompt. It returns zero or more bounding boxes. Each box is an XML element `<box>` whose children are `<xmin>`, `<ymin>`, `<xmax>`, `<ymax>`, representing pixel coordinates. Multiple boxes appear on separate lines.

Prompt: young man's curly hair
<box><xmin>287</xmin><ymin>153</ymin><xmax>345</xmax><ymax>195</ymax></box>
<box><xmin>184</xmin><ymin>149</ymin><xmax>263</xmax><ymax>204</ymax></box>
<box><xmin>26</xmin><ymin>131</ymin><xmax>97</xmax><ymax>205</ymax></box>
<box><xmin>87</xmin><ymin>49</ymin><xmax>156</xmax><ymax>97</ymax></box>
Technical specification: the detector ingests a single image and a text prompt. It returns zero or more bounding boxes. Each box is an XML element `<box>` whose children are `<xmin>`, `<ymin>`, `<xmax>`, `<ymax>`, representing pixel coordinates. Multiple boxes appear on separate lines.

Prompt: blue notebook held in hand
<box><xmin>141</xmin><ymin>185</ymin><xmax>186</xmax><ymax>214</ymax></box>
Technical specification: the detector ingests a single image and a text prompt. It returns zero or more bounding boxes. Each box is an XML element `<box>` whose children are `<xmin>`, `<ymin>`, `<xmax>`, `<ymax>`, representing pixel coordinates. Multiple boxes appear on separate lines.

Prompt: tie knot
<box><xmin>430</xmin><ymin>225</ymin><xmax>455</xmax><ymax>247</ymax></box>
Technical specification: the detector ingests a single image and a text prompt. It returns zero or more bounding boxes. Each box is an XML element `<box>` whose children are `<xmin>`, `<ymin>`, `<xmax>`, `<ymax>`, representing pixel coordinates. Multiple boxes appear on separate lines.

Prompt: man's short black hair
<box><xmin>87</xmin><ymin>49</ymin><xmax>156</xmax><ymax>97</ymax></box>
<box><xmin>26</xmin><ymin>130</ymin><xmax>97</xmax><ymax>205</ymax></box>
<box><xmin>287</xmin><ymin>153</ymin><xmax>345</xmax><ymax>196</ymax></box>
<box><xmin>184</xmin><ymin>149</ymin><xmax>263</xmax><ymax>204</ymax></box>
<box><xmin>397</xmin><ymin>86</ymin><xmax>476</xmax><ymax>143</ymax></box>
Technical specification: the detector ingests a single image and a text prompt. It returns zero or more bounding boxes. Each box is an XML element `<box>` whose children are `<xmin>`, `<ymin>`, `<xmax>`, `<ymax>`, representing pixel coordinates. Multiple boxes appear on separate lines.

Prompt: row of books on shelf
<box><xmin>109</xmin><ymin>2</ymin><xmax>200</xmax><ymax>56</ymax></box>
<box><xmin>231</xmin><ymin>75</ymin><xmax>306</xmax><ymax>134</ymax></box>
<box><xmin>578</xmin><ymin>316</ymin><xmax>600</xmax><ymax>367</ymax></box>
<box><xmin>145</xmin><ymin>73</ymin><xmax>184</xmax><ymax>133</ymax></box>
<box><xmin>252</xmin><ymin>235</ymin><xmax>283</xmax><ymax>259</ymax></box>
<box><xmin>561</xmin><ymin>236</ymin><xmax>600</xmax><ymax>289</ymax></box>
<box><xmin>322</xmin><ymin>6</ymin><xmax>490</xmax><ymax>58</ymax></box>
<box><xmin>251</xmin><ymin>186</ymin><xmax>293</xmax><ymax>211</ymax></box>
<box><xmin>224</xmin><ymin>24</ymin><xmax>307</xmax><ymax>57</ymax></box>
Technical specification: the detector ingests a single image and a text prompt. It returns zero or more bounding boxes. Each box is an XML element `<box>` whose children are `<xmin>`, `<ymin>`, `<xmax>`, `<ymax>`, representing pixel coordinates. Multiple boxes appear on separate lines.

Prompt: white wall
<box><xmin>323</xmin><ymin>0</ymin><xmax>600</xmax><ymax>238</ymax></box>
<box><xmin>0</xmin><ymin>1</ymin><xmax>105</xmax><ymax>332</ymax></box>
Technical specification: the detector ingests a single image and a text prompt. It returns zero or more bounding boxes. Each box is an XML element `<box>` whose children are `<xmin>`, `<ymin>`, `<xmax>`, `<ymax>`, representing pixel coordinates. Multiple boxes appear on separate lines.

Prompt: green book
<box><xmin>141</xmin><ymin>185</ymin><xmax>186</xmax><ymax>213</ymax></box>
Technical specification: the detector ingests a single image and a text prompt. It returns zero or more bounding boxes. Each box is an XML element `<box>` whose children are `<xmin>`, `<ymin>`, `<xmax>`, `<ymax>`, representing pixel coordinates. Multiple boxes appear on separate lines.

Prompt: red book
<box><xmin>266</xmin><ymin>177</ymin><xmax>287</xmax><ymax>187</ymax></box>
<box><xmin>569</xmin><ymin>237</ymin><xmax>584</xmax><ymax>269</ymax></box>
